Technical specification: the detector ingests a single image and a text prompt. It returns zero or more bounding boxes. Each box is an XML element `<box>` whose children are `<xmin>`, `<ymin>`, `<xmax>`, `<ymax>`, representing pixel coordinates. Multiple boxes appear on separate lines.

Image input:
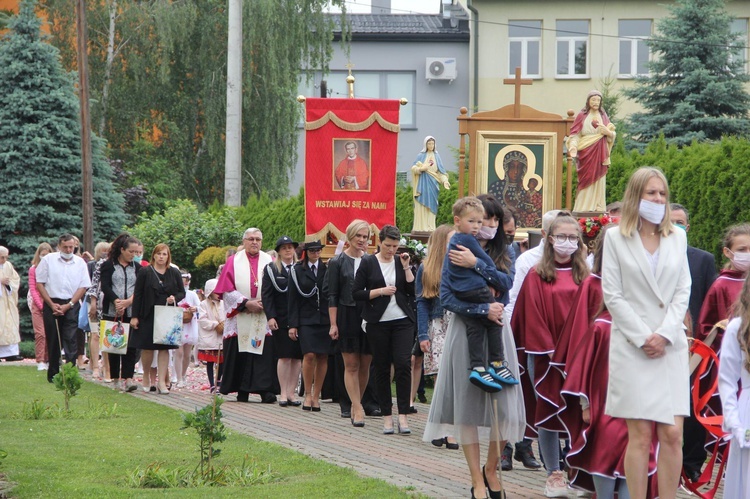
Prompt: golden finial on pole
<box><xmin>345</xmin><ymin>62</ymin><xmax>355</xmax><ymax>98</ymax></box>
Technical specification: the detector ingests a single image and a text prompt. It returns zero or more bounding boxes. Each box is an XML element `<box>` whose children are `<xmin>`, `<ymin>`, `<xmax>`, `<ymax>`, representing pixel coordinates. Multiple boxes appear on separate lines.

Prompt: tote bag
<box><xmin>153</xmin><ymin>303</ymin><xmax>184</xmax><ymax>346</ymax></box>
<box><xmin>100</xmin><ymin>317</ymin><xmax>130</xmax><ymax>355</ymax></box>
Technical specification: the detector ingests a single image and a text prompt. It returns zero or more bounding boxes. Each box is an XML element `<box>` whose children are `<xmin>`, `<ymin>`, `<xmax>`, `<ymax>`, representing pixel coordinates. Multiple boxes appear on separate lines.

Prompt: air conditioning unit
<box><xmin>426</xmin><ymin>57</ymin><xmax>457</xmax><ymax>82</ymax></box>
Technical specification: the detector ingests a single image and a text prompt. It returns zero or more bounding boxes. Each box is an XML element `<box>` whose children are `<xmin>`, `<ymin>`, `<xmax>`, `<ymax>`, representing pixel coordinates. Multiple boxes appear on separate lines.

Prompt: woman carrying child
<box><xmin>424</xmin><ymin>196</ymin><xmax>524</xmax><ymax>499</ymax></box>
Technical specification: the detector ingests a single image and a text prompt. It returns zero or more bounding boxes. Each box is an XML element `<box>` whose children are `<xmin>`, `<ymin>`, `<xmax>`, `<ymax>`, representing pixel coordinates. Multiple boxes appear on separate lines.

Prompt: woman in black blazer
<box><xmin>288</xmin><ymin>240</ymin><xmax>331</xmax><ymax>412</ymax></box>
<box><xmin>353</xmin><ymin>225</ymin><xmax>416</xmax><ymax>434</ymax></box>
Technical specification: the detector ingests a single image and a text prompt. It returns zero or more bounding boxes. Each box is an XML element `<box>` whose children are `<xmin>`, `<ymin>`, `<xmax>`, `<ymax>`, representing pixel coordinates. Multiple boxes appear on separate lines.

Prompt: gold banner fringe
<box><xmin>305</xmin><ymin>111</ymin><xmax>400</xmax><ymax>133</ymax></box>
<box><xmin>305</xmin><ymin>222</ymin><xmax>382</xmax><ymax>245</ymax></box>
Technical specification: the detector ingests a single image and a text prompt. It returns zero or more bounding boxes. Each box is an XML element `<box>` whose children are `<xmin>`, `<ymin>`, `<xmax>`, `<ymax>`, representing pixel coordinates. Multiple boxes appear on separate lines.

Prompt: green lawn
<box><xmin>0</xmin><ymin>366</ymin><xmax>415</xmax><ymax>498</ymax></box>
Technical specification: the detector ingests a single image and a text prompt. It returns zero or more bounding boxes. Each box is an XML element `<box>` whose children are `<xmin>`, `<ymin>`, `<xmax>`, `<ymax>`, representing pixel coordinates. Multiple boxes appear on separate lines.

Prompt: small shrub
<box><xmin>18</xmin><ymin>340</ymin><xmax>35</xmax><ymax>359</ymax></box>
<box><xmin>52</xmin><ymin>362</ymin><xmax>83</xmax><ymax>412</ymax></box>
<box><xmin>182</xmin><ymin>397</ymin><xmax>227</xmax><ymax>478</ymax></box>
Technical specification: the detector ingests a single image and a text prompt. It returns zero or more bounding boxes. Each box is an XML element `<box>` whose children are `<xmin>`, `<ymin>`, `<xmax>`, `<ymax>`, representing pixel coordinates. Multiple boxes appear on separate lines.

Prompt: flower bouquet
<box><xmin>578</xmin><ymin>214</ymin><xmax>614</xmax><ymax>252</ymax></box>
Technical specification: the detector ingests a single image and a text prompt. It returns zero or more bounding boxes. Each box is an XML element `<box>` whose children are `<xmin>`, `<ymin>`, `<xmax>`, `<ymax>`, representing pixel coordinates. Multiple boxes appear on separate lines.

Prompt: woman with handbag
<box><xmin>130</xmin><ymin>243</ymin><xmax>185</xmax><ymax>394</ymax></box>
<box><xmin>198</xmin><ymin>278</ymin><xmax>225</xmax><ymax>393</ymax></box>
<box><xmin>99</xmin><ymin>234</ymin><xmax>140</xmax><ymax>392</ymax></box>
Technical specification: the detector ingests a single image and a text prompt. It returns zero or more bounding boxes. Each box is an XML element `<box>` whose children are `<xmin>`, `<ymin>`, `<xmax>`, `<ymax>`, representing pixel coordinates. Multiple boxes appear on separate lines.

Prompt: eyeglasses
<box><xmin>243</xmin><ymin>237</ymin><xmax>262</xmax><ymax>242</ymax></box>
<box><xmin>307</xmin><ymin>249</ymin><xmax>322</xmax><ymax>253</ymax></box>
<box><xmin>552</xmin><ymin>234</ymin><xmax>579</xmax><ymax>243</ymax></box>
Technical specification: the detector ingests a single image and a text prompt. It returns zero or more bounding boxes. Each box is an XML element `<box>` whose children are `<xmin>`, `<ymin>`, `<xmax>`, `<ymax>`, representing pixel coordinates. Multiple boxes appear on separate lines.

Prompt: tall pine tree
<box><xmin>0</xmin><ymin>0</ymin><xmax>125</xmax><ymax>266</ymax></box>
<box><xmin>624</xmin><ymin>0</ymin><xmax>750</xmax><ymax>146</ymax></box>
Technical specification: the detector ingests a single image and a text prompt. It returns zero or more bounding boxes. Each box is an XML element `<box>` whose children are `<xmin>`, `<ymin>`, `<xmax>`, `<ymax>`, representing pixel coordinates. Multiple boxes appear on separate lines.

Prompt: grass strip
<box><xmin>0</xmin><ymin>365</ymin><xmax>416</xmax><ymax>498</ymax></box>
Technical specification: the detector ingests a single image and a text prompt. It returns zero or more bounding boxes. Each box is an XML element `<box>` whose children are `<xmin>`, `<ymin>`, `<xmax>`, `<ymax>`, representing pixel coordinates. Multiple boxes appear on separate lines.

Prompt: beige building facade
<box><xmin>462</xmin><ymin>0</ymin><xmax>750</xmax><ymax>119</ymax></box>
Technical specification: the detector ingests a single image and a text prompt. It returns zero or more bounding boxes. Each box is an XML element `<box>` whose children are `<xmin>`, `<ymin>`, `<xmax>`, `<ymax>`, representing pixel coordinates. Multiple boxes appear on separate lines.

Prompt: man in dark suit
<box><xmin>670</xmin><ymin>203</ymin><xmax>717</xmax><ymax>482</ymax></box>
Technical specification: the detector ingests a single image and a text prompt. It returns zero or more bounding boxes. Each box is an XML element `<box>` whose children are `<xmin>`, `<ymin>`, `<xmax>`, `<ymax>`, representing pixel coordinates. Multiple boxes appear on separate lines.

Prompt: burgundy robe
<box><xmin>558</xmin><ymin>312</ymin><xmax>658</xmax><ymax>493</ymax></box>
<box><xmin>512</xmin><ymin>262</ymin><xmax>580</xmax><ymax>436</ymax></box>
<box><xmin>697</xmin><ymin>269</ymin><xmax>744</xmax><ymax>344</ymax></box>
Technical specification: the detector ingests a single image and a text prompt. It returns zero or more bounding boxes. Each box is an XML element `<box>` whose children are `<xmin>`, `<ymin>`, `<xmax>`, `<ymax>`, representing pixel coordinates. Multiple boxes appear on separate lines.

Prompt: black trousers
<box><xmin>43</xmin><ymin>299</ymin><xmax>79</xmax><ymax>382</ymax></box>
<box><xmin>367</xmin><ymin>317</ymin><xmax>414</xmax><ymax>416</ymax></box>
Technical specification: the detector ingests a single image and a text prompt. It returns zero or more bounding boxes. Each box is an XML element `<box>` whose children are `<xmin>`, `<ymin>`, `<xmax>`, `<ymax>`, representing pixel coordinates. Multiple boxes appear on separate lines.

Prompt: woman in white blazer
<box><xmin>601</xmin><ymin>167</ymin><xmax>691</xmax><ymax>499</ymax></box>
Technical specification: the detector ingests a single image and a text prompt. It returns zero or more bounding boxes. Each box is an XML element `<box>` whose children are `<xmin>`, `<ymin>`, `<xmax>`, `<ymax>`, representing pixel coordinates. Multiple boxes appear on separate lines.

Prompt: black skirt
<box><xmin>336</xmin><ymin>304</ymin><xmax>371</xmax><ymax>355</ymax></box>
<box><xmin>299</xmin><ymin>324</ymin><xmax>332</xmax><ymax>355</ymax></box>
<box><xmin>272</xmin><ymin>327</ymin><xmax>302</xmax><ymax>359</ymax></box>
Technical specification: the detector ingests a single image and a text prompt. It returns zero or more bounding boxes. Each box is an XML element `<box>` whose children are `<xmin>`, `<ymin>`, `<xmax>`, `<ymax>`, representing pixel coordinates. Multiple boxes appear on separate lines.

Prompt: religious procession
<box><xmin>2</xmin><ymin>0</ymin><xmax>750</xmax><ymax>498</ymax></box>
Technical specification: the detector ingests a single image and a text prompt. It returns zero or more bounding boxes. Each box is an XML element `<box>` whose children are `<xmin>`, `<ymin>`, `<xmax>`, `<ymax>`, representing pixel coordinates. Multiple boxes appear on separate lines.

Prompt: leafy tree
<box><xmin>127</xmin><ymin>199</ymin><xmax>242</xmax><ymax>272</ymax></box>
<box><xmin>0</xmin><ymin>0</ymin><xmax>125</xmax><ymax>281</ymax></box>
<box><xmin>624</xmin><ymin>0</ymin><xmax>750</xmax><ymax>146</ymax></box>
<box><xmin>42</xmin><ymin>0</ymin><xmax>346</xmax><ymax>209</ymax></box>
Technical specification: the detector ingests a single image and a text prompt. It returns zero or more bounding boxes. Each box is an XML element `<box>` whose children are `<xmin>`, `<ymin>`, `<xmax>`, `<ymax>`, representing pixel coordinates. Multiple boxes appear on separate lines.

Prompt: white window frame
<box><xmin>508</xmin><ymin>20</ymin><xmax>542</xmax><ymax>79</ymax></box>
<box><xmin>618</xmin><ymin>20</ymin><xmax>652</xmax><ymax>79</ymax></box>
<box><xmin>556</xmin><ymin>20</ymin><xmax>589</xmax><ymax>79</ymax></box>
<box><xmin>730</xmin><ymin>18</ymin><xmax>748</xmax><ymax>74</ymax></box>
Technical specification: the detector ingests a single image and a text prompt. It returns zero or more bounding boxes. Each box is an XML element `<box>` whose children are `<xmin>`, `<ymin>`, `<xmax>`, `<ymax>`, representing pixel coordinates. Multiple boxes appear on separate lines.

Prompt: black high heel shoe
<box><xmin>470</xmin><ymin>486</ymin><xmax>488</xmax><ymax>499</ymax></box>
<box><xmin>482</xmin><ymin>465</ymin><xmax>504</xmax><ymax>499</ymax></box>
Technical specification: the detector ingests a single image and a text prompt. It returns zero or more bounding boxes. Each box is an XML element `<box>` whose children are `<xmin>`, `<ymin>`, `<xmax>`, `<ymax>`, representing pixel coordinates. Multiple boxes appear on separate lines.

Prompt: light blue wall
<box><xmin>292</xmin><ymin>39</ymin><xmax>470</xmax><ymax>192</ymax></box>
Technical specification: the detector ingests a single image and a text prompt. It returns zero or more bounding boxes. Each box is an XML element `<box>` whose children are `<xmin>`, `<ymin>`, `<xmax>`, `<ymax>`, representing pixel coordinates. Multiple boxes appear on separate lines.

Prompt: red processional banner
<box><xmin>304</xmin><ymin>97</ymin><xmax>400</xmax><ymax>242</ymax></box>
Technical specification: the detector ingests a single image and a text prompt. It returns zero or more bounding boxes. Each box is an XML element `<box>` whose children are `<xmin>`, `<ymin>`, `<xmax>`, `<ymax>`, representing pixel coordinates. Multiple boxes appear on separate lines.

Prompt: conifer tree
<box><xmin>624</xmin><ymin>0</ymin><xmax>750</xmax><ymax>146</ymax></box>
<box><xmin>0</xmin><ymin>0</ymin><xmax>126</xmax><ymax>263</ymax></box>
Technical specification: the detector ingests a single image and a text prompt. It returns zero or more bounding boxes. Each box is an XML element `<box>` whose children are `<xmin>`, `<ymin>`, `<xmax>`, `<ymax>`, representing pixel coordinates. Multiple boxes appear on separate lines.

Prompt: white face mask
<box><xmin>729</xmin><ymin>250</ymin><xmax>750</xmax><ymax>272</ymax></box>
<box><xmin>639</xmin><ymin>199</ymin><xmax>666</xmax><ymax>225</ymax></box>
<box><xmin>60</xmin><ymin>251</ymin><xmax>74</xmax><ymax>261</ymax></box>
<box><xmin>553</xmin><ymin>239</ymin><xmax>579</xmax><ymax>257</ymax></box>
<box><xmin>477</xmin><ymin>225</ymin><xmax>497</xmax><ymax>241</ymax></box>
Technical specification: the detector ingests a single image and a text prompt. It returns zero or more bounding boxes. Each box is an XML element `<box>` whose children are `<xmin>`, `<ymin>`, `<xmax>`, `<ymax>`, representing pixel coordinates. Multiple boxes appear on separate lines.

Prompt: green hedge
<box><xmin>606</xmin><ymin>136</ymin><xmax>750</xmax><ymax>264</ymax></box>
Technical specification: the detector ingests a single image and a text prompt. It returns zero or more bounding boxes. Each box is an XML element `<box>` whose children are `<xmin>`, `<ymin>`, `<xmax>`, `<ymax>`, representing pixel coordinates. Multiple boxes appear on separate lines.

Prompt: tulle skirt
<box><xmin>422</xmin><ymin>313</ymin><xmax>526</xmax><ymax>445</ymax></box>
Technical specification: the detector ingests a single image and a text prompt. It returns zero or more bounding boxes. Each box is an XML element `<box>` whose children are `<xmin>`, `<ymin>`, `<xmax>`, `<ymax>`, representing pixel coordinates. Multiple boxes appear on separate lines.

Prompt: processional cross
<box><xmin>503</xmin><ymin>67</ymin><xmax>532</xmax><ymax>118</ymax></box>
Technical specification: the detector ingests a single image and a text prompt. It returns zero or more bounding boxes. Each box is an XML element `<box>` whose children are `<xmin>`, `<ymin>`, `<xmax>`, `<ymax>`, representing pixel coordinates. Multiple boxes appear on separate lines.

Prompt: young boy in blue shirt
<box><xmin>445</xmin><ymin>197</ymin><xmax>519</xmax><ymax>392</ymax></box>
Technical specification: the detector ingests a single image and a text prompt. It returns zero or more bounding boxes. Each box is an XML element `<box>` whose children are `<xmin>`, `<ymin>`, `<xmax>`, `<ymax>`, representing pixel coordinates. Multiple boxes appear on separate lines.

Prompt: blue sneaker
<box><xmin>489</xmin><ymin>363</ymin><xmax>520</xmax><ymax>385</ymax></box>
<box><xmin>469</xmin><ymin>369</ymin><xmax>503</xmax><ymax>393</ymax></box>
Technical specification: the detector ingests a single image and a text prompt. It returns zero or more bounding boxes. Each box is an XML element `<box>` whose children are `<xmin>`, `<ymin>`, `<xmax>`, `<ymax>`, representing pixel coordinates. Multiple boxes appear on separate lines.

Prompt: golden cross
<box><xmin>503</xmin><ymin>66</ymin><xmax>532</xmax><ymax>118</ymax></box>
<box><xmin>345</xmin><ymin>62</ymin><xmax>355</xmax><ymax>76</ymax></box>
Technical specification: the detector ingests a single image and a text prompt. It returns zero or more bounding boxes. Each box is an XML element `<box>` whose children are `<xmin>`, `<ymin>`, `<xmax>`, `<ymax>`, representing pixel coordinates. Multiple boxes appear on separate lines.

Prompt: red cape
<box><xmin>558</xmin><ymin>312</ymin><xmax>658</xmax><ymax>493</ymax></box>
<box><xmin>512</xmin><ymin>265</ymin><xmax>580</xmax><ymax>435</ymax></box>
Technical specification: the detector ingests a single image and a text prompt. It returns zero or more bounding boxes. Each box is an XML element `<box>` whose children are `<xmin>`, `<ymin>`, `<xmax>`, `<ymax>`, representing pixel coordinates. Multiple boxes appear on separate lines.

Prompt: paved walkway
<box><xmin>84</xmin><ymin>370</ymin><xmax>718</xmax><ymax>499</ymax></box>
<box><xmin>124</xmin><ymin>385</ymin><xmax>548</xmax><ymax>498</ymax></box>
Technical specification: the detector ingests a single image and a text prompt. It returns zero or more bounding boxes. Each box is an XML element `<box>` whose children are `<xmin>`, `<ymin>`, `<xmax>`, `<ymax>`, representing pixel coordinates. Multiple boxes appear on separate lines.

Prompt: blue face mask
<box><xmin>675</xmin><ymin>224</ymin><xmax>687</xmax><ymax>232</ymax></box>
<box><xmin>133</xmin><ymin>255</ymin><xmax>142</xmax><ymax>264</ymax></box>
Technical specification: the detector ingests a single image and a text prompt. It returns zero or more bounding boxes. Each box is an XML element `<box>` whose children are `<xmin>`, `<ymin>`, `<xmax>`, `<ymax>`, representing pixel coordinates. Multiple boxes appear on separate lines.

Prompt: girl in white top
<box><xmin>198</xmin><ymin>278</ymin><xmax>225</xmax><ymax>392</ymax></box>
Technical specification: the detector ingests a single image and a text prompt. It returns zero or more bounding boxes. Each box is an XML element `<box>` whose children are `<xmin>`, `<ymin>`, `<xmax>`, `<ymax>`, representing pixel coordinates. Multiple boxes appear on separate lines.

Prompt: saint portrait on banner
<box><xmin>333</xmin><ymin>140</ymin><xmax>371</xmax><ymax>191</ymax></box>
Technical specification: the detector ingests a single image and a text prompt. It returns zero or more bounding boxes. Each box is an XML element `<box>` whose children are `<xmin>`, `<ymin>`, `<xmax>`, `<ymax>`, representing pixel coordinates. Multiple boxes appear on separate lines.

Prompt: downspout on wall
<box><xmin>466</xmin><ymin>0</ymin><xmax>478</xmax><ymax>111</ymax></box>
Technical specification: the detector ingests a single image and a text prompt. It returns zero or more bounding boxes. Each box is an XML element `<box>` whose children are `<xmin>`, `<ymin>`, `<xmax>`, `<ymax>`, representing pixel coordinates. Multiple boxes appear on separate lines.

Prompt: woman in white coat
<box><xmin>718</xmin><ymin>280</ymin><xmax>750</xmax><ymax>499</ymax></box>
<box><xmin>601</xmin><ymin>167</ymin><xmax>691</xmax><ymax>499</ymax></box>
